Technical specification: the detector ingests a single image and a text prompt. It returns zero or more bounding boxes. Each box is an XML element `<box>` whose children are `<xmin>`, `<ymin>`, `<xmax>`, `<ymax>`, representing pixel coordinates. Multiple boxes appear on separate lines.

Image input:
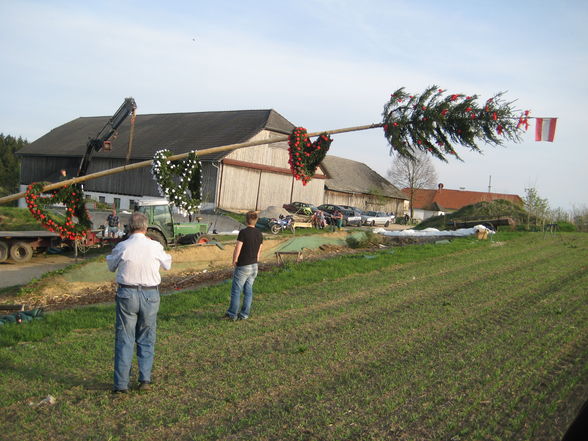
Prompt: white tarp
<box><xmin>374</xmin><ymin>224</ymin><xmax>495</xmax><ymax>237</ymax></box>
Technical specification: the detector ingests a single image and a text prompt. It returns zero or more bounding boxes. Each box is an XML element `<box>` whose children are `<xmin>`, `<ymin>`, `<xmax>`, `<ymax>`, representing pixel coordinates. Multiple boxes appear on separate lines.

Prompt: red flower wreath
<box><xmin>287</xmin><ymin>127</ymin><xmax>332</xmax><ymax>185</ymax></box>
<box><xmin>25</xmin><ymin>182</ymin><xmax>92</xmax><ymax>241</ymax></box>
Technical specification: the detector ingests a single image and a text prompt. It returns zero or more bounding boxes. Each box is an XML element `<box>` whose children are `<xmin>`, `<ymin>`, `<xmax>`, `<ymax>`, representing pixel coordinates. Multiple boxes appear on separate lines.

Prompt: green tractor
<box><xmin>134</xmin><ymin>199</ymin><xmax>211</xmax><ymax>247</ymax></box>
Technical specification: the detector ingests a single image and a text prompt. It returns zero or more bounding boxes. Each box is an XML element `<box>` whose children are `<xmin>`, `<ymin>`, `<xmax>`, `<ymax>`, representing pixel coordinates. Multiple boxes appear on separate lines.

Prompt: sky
<box><xmin>1</xmin><ymin>0</ymin><xmax>587</xmax><ymax>210</ymax></box>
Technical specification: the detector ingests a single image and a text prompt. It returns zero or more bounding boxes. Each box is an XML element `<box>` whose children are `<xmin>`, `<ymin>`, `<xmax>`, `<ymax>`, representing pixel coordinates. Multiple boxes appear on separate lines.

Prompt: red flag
<box><xmin>535</xmin><ymin>118</ymin><xmax>557</xmax><ymax>142</ymax></box>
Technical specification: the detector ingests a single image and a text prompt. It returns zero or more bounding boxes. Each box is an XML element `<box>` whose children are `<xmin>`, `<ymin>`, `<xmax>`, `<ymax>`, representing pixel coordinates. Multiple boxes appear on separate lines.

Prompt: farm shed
<box><xmin>16</xmin><ymin>109</ymin><xmax>326</xmax><ymax>211</ymax></box>
<box><xmin>320</xmin><ymin>155</ymin><xmax>408</xmax><ymax>215</ymax></box>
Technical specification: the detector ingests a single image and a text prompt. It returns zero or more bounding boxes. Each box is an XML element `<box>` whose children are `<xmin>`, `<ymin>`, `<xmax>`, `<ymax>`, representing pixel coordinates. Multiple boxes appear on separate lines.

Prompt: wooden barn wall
<box><xmin>199</xmin><ymin>162</ymin><xmax>217</xmax><ymax>204</ymax></box>
<box><xmin>20</xmin><ymin>156</ymin><xmax>81</xmax><ymax>184</ymax></box>
<box><xmin>20</xmin><ymin>156</ymin><xmax>218</xmax><ymax>203</ymax></box>
<box><xmin>223</xmin><ymin>136</ymin><xmax>326</xmax><ymax>210</ymax></box>
<box><xmin>219</xmin><ymin>166</ymin><xmax>259</xmax><ymax>209</ymax></box>
<box><xmin>85</xmin><ymin>159</ymin><xmax>158</xmax><ymax>196</ymax></box>
<box><xmin>226</xmin><ymin>142</ymin><xmax>289</xmax><ymax>168</ymax></box>
<box><xmin>290</xmin><ymin>178</ymin><xmax>324</xmax><ymax>206</ymax></box>
<box><xmin>256</xmin><ymin>172</ymin><xmax>292</xmax><ymax>210</ymax></box>
<box><xmin>324</xmin><ymin>190</ymin><xmax>405</xmax><ymax>214</ymax></box>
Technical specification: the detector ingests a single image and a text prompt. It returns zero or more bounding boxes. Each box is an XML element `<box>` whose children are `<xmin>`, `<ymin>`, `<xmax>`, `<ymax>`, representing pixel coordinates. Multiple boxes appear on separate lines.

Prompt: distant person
<box><xmin>404</xmin><ymin>213</ymin><xmax>410</xmax><ymax>224</ymax></box>
<box><xmin>106</xmin><ymin>212</ymin><xmax>172</xmax><ymax>394</ymax></box>
<box><xmin>224</xmin><ymin>211</ymin><xmax>263</xmax><ymax>321</ymax></box>
<box><xmin>332</xmin><ymin>209</ymin><xmax>343</xmax><ymax>231</ymax></box>
<box><xmin>312</xmin><ymin>210</ymin><xmax>326</xmax><ymax>229</ymax></box>
<box><xmin>106</xmin><ymin>209</ymin><xmax>120</xmax><ymax>238</ymax></box>
<box><xmin>58</xmin><ymin>169</ymin><xmax>68</xmax><ymax>182</ymax></box>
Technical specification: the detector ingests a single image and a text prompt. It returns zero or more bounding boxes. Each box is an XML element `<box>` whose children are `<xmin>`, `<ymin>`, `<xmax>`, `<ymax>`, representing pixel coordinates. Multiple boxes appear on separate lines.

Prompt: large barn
<box><xmin>17</xmin><ymin>109</ymin><xmax>406</xmax><ymax>213</ymax></box>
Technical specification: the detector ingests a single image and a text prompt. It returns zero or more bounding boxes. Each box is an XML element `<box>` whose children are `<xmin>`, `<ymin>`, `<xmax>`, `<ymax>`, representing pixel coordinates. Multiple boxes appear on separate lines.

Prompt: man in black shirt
<box><xmin>225</xmin><ymin>211</ymin><xmax>263</xmax><ymax>321</ymax></box>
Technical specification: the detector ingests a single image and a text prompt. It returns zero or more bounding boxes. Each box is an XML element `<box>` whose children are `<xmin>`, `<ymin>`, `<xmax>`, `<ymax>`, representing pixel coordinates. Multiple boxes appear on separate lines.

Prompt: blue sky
<box><xmin>1</xmin><ymin>0</ymin><xmax>587</xmax><ymax>210</ymax></box>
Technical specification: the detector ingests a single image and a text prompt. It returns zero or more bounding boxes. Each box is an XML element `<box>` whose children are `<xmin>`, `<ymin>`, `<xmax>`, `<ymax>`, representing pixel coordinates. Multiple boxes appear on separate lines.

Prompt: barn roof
<box><xmin>321</xmin><ymin>155</ymin><xmax>407</xmax><ymax>200</ymax></box>
<box><xmin>404</xmin><ymin>187</ymin><xmax>523</xmax><ymax>211</ymax></box>
<box><xmin>18</xmin><ymin>109</ymin><xmax>295</xmax><ymax>161</ymax></box>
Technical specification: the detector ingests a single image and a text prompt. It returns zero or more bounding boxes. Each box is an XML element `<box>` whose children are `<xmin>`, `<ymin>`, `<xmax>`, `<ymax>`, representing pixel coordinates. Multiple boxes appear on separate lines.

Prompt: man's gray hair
<box><xmin>129</xmin><ymin>212</ymin><xmax>148</xmax><ymax>232</ymax></box>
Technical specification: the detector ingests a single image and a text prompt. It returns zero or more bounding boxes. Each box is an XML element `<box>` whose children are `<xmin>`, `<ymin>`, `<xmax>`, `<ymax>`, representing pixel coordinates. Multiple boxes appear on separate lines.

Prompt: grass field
<box><xmin>1</xmin><ymin>233</ymin><xmax>587</xmax><ymax>440</ymax></box>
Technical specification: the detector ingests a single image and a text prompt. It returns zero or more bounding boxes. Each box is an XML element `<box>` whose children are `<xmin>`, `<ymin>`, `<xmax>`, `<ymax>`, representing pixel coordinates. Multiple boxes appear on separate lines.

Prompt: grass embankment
<box><xmin>415</xmin><ymin>199</ymin><xmax>566</xmax><ymax>231</ymax></box>
<box><xmin>0</xmin><ymin>206</ymin><xmax>45</xmax><ymax>231</ymax></box>
<box><xmin>1</xmin><ymin>233</ymin><xmax>587</xmax><ymax>440</ymax></box>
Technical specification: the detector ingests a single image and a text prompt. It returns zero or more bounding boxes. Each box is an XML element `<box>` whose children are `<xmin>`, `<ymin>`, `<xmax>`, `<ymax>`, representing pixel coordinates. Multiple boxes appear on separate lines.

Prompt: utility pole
<box><xmin>488</xmin><ymin>175</ymin><xmax>492</xmax><ymax>193</ymax></box>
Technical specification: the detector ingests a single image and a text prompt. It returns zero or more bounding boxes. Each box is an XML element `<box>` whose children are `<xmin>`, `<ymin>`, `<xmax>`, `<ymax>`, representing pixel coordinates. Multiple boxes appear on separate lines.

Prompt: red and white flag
<box><xmin>535</xmin><ymin>118</ymin><xmax>557</xmax><ymax>142</ymax></box>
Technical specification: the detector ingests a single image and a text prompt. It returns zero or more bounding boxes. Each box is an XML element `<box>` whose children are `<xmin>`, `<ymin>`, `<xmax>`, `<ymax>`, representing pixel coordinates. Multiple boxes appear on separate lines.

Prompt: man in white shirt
<box><xmin>106</xmin><ymin>212</ymin><xmax>172</xmax><ymax>394</ymax></box>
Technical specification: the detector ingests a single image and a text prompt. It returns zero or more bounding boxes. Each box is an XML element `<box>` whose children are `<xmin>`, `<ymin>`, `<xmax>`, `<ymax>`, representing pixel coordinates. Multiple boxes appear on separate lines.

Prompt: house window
<box><xmin>99</xmin><ymin>196</ymin><xmax>106</xmax><ymax>203</ymax></box>
<box><xmin>129</xmin><ymin>199</ymin><xmax>135</xmax><ymax>210</ymax></box>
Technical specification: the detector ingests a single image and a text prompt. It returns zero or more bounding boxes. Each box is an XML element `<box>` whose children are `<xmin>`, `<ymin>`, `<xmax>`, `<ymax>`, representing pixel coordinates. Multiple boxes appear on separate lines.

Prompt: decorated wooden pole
<box><xmin>0</xmin><ymin>85</ymin><xmax>534</xmax><ymax>239</ymax></box>
<box><xmin>0</xmin><ymin>123</ymin><xmax>381</xmax><ymax>206</ymax></box>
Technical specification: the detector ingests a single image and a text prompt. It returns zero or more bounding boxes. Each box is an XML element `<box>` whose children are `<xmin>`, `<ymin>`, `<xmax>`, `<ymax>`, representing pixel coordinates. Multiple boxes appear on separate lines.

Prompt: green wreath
<box><xmin>287</xmin><ymin>127</ymin><xmax>332</xmax><ymax>185</ymax></box>
<box><xmin>151</xmin><ymin>149</ymin><xmax>202</xmax><ymax>215</ymax></box>
<box><xmin>25</xmin><ymin>182</ymin><xmax>92</xmax><ymax>240</ymax></box>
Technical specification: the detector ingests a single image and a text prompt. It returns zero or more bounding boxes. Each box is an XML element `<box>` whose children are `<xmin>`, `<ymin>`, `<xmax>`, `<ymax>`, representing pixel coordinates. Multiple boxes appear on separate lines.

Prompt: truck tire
<box><xmin>146</xmin><ymin>229</ymin><xmax>167</xmax><ymax>247</ymax></box>
<box><xmin>10</xmin><ymin>241</ymin><xmax>33</xmax><ymax>263</ymax></box>
<box><xmin>0</xmin><ymin>240</ymin><xmax>8</xmax><ymax>263</ymax></box>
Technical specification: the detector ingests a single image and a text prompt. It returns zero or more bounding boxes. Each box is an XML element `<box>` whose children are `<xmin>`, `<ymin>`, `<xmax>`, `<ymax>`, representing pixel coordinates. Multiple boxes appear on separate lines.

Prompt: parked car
<box><xmin>282</xmin><ymin>201</ymin><xmax>318</xmax><ymax>216</ymax></box>
<box><xmin>361</xmin><ymin>211</ymin><xmax>394</xmax><ymax>227</ymax></box>
<box><xmin>317</xmin><ymin>204</ymin><xmax>362</xmax><ymax>227</ymax></box>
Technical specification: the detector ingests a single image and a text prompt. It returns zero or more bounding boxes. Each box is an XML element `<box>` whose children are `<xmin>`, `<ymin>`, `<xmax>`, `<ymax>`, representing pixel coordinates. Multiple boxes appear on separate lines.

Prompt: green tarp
<box><xmin>0</xmin><ymin>308</ymin><xmax>44</xmax><ymax>326</ymax></box>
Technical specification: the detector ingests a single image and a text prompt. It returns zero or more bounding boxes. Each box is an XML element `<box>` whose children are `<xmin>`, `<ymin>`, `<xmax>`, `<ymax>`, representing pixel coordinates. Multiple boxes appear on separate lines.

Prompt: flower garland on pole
<box><xmin>287</xmin><ymin>127</ymin><xmax>333</xmax><ymax>185</ymax></box>
<box><xmin>151</xmin><ymin>149</ymin><xmax>202</xmax><ymax>216</ymax></box>
<box><xmin>24</xmin><ymin>182</ymin><xmax>91</xmax><ymax>241</ymax></box>
<box><xmin>382</xmin><ymin>85</ymin><xmax>529</xmax><ymax>161</ymax></box>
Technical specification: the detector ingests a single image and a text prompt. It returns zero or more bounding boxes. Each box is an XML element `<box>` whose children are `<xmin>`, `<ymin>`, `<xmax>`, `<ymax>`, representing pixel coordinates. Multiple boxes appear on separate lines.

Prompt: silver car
<box><xmin>361</xmin><ymin>211</ymin><xmax>394</xmax><ymax>227</ymax></box>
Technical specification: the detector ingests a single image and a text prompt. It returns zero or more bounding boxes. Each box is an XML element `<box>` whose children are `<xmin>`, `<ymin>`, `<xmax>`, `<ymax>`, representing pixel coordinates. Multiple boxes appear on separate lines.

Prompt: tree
<box><xmin>570</xmin><ymin>205</ymin><xmax>588</xmax><ymax>232</ymax></box>
<box><xmin>387</xmin><ymin>151</ymin><xmax>438</xmax><ymax>219</ymax></box>
<box><xmin>0</xmin><ymin>134</ymin><xmax>27</xmax><ymax>199</ymax></box>
<box><xmin>523</xmin><ymin>186</ymin><xmax>549</xmax><ymax>229</ymax></box>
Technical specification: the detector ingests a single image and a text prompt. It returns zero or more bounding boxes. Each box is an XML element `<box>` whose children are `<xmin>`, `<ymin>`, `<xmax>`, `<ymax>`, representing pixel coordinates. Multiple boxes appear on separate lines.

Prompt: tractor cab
<box><xmin>134</xmin><ymin>199</ymin><xmax>209</xmax><ymax>247</ymax></box>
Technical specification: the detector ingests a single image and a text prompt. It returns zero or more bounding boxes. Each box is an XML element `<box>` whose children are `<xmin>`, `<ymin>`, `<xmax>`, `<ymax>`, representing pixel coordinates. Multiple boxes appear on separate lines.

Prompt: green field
<box><xmin>1</xmin><ymin>233</ymin><xmax>587</xmax><ymax>440</ymax></box>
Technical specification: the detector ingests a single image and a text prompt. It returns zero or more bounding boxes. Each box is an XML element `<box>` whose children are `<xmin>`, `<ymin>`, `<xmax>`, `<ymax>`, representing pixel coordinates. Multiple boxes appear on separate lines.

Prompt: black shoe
<box><xmin>112</xmin><ymin>389</ymin><xmax>129</xmax><ymax>395</ymax></box>
<box><xmin>138</xmin><ymin>381</ymin><xmax>151</xmax><ymax>391</ymax></box>
<box><xmin>221</xmin><ymin>313</ymin><xmax>237</xmax><ymax>321</ymax></box>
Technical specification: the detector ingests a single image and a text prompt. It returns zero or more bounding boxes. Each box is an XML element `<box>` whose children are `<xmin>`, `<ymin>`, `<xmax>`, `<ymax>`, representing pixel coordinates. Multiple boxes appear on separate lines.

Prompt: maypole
<box><xmin>1</xmin><ymin>85</ymin><xmax>543</xmax><ymax>239</ymax></box>
<box><xmin>0</xmin><ymin>123</ymin><xmax>381</xmax><ymax>205</ymax></box>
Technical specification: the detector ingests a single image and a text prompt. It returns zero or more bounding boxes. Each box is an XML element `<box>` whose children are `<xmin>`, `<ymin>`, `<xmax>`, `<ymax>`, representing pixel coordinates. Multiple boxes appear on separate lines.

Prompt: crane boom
<box><xmin>77</xmin><ymin>97</ymin><xmax>137</xmax><ymax>177</ymax></box>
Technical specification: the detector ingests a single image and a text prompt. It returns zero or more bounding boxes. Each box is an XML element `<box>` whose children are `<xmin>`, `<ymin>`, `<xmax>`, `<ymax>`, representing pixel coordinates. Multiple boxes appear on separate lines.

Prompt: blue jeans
<box><xmin>114</xmin><ymin>286</ymin><xmax>160</xmax><ymax>390</ymax></box>
<box><xmin>226</xmin><ymin>264</ymin><xmax>258</xmax><ymax>319</ymax></box>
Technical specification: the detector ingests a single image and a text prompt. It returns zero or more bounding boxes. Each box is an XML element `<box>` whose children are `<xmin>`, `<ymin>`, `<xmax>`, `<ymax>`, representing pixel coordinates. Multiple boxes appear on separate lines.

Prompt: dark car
<box><xmin>282</xmin><ymin>201</ymin><xmax>318</xmax><ymax>215</ymax></box>
<box><xmin>317</xmin><ymin>204</ymin><xmax>362</xmax><ymax>226</ymax></box>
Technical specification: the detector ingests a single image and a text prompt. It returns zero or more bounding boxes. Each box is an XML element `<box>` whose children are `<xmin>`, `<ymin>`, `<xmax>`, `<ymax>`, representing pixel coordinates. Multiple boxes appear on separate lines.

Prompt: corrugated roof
<box><xmin>404</xmin><ymin>187</ymin><xmax>523</xmax><ymax>210</ymax></box>
<box><xmin>321</xmin><ymin>155</ymin><xmax>407</xmax><ymax>200</ymax></box>
<box><xmin>18</xmin><ymin>109</ymin><xmax>295</xmax><ymax>161</ymax></box>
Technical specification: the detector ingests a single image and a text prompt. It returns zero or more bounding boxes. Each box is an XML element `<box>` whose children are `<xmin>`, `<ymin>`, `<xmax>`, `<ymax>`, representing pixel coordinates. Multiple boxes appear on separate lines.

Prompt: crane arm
<box><xmin>78</xmin><ymin>97</ymin><xmax>137</xmax><ymax>177</ymax></box>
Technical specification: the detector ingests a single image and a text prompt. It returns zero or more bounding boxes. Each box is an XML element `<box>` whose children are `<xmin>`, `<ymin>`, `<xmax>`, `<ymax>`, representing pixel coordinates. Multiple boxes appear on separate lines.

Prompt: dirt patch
<box><xmin>0</xmin><ymin>234</ymin><xmax>356</xmax><ymax>311</ymax></box>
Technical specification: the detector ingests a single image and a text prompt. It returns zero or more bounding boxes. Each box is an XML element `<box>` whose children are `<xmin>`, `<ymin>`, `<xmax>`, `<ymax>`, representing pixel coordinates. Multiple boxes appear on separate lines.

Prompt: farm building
<box><xmin>17</xmin><ymin>108</ymin><xmax>404</xmax><ymax>213</ymax></box>
<box><xmin>404</xmin><ymin>183</ymin><xmax>523</xmax><ymax>220</ymax></box>
<box><xmin>322</xmin><ymin>155</ymin><xmax>408</xmax><ymax>214</ymax></box>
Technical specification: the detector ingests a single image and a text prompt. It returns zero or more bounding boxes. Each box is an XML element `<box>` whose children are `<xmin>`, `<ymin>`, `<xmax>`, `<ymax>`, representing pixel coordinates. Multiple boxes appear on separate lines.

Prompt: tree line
<box><xmin>0</xmin><ymin>134</ymin><xmax>27</xmax><ymax>200</ymax></box>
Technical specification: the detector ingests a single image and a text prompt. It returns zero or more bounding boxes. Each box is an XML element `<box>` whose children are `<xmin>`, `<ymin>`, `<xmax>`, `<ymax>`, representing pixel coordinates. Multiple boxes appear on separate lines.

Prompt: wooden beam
<box><xmin>0</xmin><ymin>122</ymin><xmax>382</xmax><ymax>205</ymax></box>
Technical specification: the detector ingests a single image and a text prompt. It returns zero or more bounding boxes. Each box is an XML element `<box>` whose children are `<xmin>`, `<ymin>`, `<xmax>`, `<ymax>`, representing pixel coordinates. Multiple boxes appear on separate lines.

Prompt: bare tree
<box><xmin>387</xmin><ymin>151</ymin><xmax>437</xmax><ymax>219</ymax></box>
<box><xmin>523</xmin><ymin>186</ymin><xmax>550</xmax><ymax>230</ymax></box>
